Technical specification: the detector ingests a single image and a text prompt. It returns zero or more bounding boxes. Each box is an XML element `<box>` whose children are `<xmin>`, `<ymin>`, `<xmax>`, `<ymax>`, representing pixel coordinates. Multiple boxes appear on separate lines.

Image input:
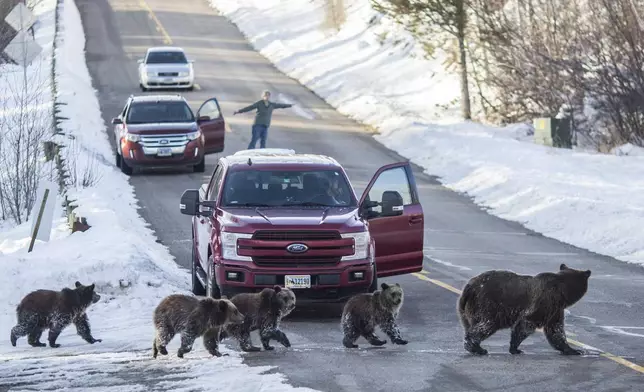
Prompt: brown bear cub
<box><xmin>458</xmin><ymin>263</ymin><xmax>591</xmax><ymax>356</ymax></box>
<box><xmin>218</xmin><ymin>285</ymin><xmax>296</xmax><ymax>352</ymax></box>
<box><xmin>341</xmin><ymin>282</ymin><xmax>408</xmax><ymax>348</ymax></box>
<box><xmin>152</xmin><ymin>294</ymin><xmax>244</xmax><ymax>358</ymax></box>
<box><xmin>10</xmin><ymin>281</ymin><xmax>102</xmax><ymax>348</ymax></box>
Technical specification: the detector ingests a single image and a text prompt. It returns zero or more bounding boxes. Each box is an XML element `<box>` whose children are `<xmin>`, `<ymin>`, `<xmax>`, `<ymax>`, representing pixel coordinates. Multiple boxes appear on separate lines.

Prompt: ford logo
<box><xmin>160</xmin><ymin>139</ymin><xmax>169</xmax><ymax>144</ymax></box>
<box><xmin>286</xmin><ymin>243</ymin><xmax>308</xmax><ymax>253</ymax></box>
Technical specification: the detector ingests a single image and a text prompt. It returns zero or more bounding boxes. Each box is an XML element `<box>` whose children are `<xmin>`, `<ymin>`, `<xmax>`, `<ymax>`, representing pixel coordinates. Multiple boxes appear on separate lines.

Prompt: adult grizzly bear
<box><xmin>218</xmin><ymin>285</ymin><xmax>296</xmax><ymax>352</ymax></box>
<box><xmin>457</xmin><ymin>263</ymin><xmax>591</xmax><ymax>356</ymax></box>
<box><xmin>341</xmin><ymin>282</ymin><xmax>408</xmax><ymax>348</ymax></box>
<box><xmin>10</xmin><ymin>281</ymin><xmax>102</xmax><ymax>348</ymax></box>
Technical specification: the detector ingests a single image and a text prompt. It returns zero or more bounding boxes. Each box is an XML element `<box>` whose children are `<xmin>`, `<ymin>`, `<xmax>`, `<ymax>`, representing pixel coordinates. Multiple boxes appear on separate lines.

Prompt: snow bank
<box><xmin>0</xmin><ymin>1</ymin><xmax>317</xmax><ymax>390</ymax></box>
<box><xmin>209</xmin><ymin>0</ymin><xmax>644</xmax><ymax>265</ymax></box>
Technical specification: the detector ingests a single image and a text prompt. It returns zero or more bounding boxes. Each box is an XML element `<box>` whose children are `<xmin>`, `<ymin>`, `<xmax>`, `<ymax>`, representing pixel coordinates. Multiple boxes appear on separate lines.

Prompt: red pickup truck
<box><xmin>179</xmin><ymin>149</ymin><xmax>424</xmax><ymax>302</ymax></box>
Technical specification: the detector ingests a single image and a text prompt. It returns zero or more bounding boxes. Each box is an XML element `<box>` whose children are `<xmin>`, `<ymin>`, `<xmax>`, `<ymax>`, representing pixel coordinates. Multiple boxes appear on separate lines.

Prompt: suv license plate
<box><xmin>157</xmin><ymin>147</ymin><xmax>172</xmax><ymax>156</ymax></box>
<box><xmin>285</xmin><ymin>275</ymin><xmax>311</xmax><ymax>289</ymax></box>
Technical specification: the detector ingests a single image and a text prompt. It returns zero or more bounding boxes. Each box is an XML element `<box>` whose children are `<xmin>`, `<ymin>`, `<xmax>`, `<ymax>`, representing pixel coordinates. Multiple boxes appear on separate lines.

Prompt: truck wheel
<box><xmin>205</xmin><ymin>255</ymin><xmax>221</xmax><ymax>299</ymax></box>
<box><xmin>120</xmin><ymin>157</ymin><xmax>133</xmax><ymax>176</ymax></box>
<box><xmin>193</xmin><ymin>157</ymin><xmax>205</xmax><ymax>173</ymax></box>
<box><xmin>368</xmin><ymin>264</ymin><xmax>378</xmax><ymax>293</ymax></box>
<box><xmin>115</xmin><ymin>152</ymin><xmax>121</xmax><ymax>168</ymax></box>
<box><xmin>191</xmin><ymin>235</ymin><xmax>206</xmax><ymax>296</ymax></box>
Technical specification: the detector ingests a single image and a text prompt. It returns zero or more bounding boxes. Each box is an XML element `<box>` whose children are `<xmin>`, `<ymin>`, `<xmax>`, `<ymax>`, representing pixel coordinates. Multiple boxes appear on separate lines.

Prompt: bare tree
<box><xmin>0</xmin><ymin>58</ymin><xmax>51</xmax><ymax>224</ymax></box>
<box><xmin>371</xmin><ymin>0</ymin><xmax>472</xmax><ymax>119</ymax></box>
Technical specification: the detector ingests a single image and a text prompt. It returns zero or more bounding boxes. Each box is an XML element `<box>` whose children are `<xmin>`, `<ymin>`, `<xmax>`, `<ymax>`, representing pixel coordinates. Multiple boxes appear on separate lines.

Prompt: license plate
<box><xmin>157</xmin><ymin>147</ymin><xmax>172</xmax><ymax>156</ymax></box>
<box><xmin>163</xmin><ymin>78</ymin><xmax>174</xmax><ymax>82</ymax></box>
<box><xmin>284</xmin><ymin>275</ymin><xmax>311</xmax><ymax>289</ymax></box>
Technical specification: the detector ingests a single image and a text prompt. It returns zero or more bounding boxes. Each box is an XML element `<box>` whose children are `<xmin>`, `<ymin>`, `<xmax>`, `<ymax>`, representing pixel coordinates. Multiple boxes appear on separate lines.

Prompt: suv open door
<box><xmin>196</xmin><ymin>98</ymin><xmax>225</xmax><ymax>154</ymax></box>
<box><xmin>359</xmin><ymin>162</ymin><xmax>424</xmax><ymax>278</ymax></box>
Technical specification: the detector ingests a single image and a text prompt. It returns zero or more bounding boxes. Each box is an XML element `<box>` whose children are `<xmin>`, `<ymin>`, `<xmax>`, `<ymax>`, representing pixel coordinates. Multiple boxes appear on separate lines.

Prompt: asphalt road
<box><xmin>75</xmin><ymin>0</ymin><xmax>644</xmax><ymax>390</ymax></box>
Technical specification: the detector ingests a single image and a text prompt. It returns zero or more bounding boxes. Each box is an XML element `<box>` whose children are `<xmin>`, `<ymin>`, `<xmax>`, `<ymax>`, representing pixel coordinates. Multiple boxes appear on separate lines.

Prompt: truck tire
<box><xmin>120</xmin><ymin>157</ymin><xmax>133</xmax><ymax>176</ymax></box>
<box><xmin>191</xmin><ymin>233</ymin><xmax>206</xmax><ymax>296</ymax></box>
<box><xmin>115</xmin><ymin>152</ymin><xmax>121</xmax><ymax>168</ymax></box>
<box><xmin>205</xmin><ymin>254</ymin><xmax>221</xmax><ymax>299</ymax></box>
<box><xmin>193</xmin><ymin>157</ymin><xmax>205</xmax><ymax>173</ymax></box>
<box><xmin>368</xmin><ymin>263</ymin><xmax>378</xmax><ymax>293</ymax></box>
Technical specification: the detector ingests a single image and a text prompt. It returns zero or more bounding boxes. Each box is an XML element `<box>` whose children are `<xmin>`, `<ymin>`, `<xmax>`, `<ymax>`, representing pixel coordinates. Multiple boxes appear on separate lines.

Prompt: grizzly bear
<box><xmin>457</xmin><ymin>263</ymin><xmax>591</xmax><ymax>356</ymax></box>
<box><xmin>10</xmin><ymin>281</ymin><xmax>102</xmax><ymax>348</ymax></box>
<box><xmin>341</xmin><ymin>282</ymin><xmax>408</xmax><ymax>348</ymax></box>
<box><xmin>152</xmin><ymin>294</ymin><xmax>244</xmax><ymax>358</ymax></box>
<box><xmin>218</xmin><ymin>285</ymin><xmax>296</xmax><ymax>352</ymax></box>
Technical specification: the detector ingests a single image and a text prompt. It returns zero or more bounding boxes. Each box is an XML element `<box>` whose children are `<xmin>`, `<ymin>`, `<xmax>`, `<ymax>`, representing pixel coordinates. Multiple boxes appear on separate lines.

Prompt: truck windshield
<box><xmin>222</xmin><ymin>169</ymin><xmax>356</xmax><ymax>207</ymax></box>
<box><xmin>126</xmin><ymin>101</ymin><xmax>195</xmax><ymax>124</ymax></box>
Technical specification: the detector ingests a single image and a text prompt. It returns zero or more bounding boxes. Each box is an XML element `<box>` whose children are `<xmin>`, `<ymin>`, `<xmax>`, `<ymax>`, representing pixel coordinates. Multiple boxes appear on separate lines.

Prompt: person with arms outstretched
<box><xmin>233</xmin><ymin>90</ymin><xmax>293</xmax><ymax>149</ymax></box>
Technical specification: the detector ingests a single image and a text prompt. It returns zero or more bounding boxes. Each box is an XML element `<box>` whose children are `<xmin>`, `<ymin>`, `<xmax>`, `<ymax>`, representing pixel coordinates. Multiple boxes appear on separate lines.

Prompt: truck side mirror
<box><xmin>380</xmin><ymin>190</ymin><xmax>404</xmax><ymax>217</ymax></box>
<box><xmin>180</xmin><ymin>189</ymin><xmax>200</xmax><ymax>216</ymax></box>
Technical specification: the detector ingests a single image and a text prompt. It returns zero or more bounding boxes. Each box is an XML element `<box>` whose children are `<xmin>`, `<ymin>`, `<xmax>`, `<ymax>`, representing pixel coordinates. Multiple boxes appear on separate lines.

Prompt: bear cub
<box><xmin>10</xmin><ymin>281</ymin><xmax>102</xmax><ymax>348</ymax></box>
<box><xmin>219</xmin><ymin>285</ymin><xmax>296</xmax><ymax>352</ymax></box>
<box><xmin>341</xmin><ymin>282</ymin><xmax>408</xmax><ymax>348</ymax></box>
<box><xmin>457</xmin><ymin>263</ymin><xmax>591</xmax><ymax>356</ymax></box>
<box><xmin>152</xmin><ymin>294</ymin><xmax>244</xmax><ymax>358</ymax></box>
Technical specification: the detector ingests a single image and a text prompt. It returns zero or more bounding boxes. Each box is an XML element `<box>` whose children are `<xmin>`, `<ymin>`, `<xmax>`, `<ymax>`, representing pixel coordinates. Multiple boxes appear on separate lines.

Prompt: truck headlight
<box><xmin>341</xmin><ymin>231</ymin><xmax>370</xmax><ymax>261</ymax></box>
<box><xmin>186</xmin><ymin>129</ymin><xmax>201</xmax><ymax>140</ymax></box>
<box><xmin>124</xmin><ymin>132</ymin><xmax>140</xmax><ymax>142</ymax></box>
<box><xmin>221</xmin><ymin>232</ymin><xmax>252</xmax><ymax>261</ymax></box>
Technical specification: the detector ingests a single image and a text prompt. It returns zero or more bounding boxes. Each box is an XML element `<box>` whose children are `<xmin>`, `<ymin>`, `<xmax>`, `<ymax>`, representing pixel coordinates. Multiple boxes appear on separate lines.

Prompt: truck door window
<box><xmin>206</xmin><ymin>165</ymin><xmax>222</xmax><ymax>200</ymax></box>
<box><xmin>366</xmin><ymin>167</ymin><xmax>412</xmax><ymax>214</ymax></box>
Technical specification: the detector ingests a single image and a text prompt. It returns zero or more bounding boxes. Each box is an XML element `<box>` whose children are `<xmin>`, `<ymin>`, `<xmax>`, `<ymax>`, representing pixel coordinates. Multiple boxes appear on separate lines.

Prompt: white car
<box><xmin>138</xmin><ymin>47</ymin><xmax>195</xmax><ymax>91</ymax></box>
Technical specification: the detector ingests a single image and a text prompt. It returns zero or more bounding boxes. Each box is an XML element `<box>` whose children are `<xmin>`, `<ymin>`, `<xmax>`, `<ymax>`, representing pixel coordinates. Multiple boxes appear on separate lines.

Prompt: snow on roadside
<box><xmin>0</xmin><ymin>1</ymin><xmax>317</xmax><ymax>390</ymax></box>
<box><xmin>210</xmin><ymin>0</ymin><xmax>644</xmax><ymax>266</ymax></box>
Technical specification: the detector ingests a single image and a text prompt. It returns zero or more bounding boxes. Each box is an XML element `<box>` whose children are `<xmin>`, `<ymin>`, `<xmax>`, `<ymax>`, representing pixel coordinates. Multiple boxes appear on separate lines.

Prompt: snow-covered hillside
<box><xmin>0</xmin><ymin>1</ymin><xmax>317</xmax><ymax>390</ymax></box>
<box><xmin>210</xmin><ymin>0</ymin><xmax>644</xmax><ymax>266</ymax></box>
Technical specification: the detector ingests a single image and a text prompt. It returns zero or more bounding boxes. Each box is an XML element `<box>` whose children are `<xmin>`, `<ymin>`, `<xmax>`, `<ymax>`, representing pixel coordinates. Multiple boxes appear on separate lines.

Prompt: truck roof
<box><xmin>129</xmin><ymin>94</ymin><xmax>185</xmax><ymax>103</ymax></box>
<box><xmin>224</xmin><ymin>150</ymin><xmax>342</xmax><ymax>169</ymax></box>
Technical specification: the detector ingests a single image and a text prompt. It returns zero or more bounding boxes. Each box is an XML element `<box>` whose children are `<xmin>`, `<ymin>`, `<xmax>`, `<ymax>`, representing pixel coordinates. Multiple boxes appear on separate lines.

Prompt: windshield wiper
<box><xmin>226</xmin><ymin>203</ymin><xmax>272</xmax><ymax>207</ymax></box>
<box><xmin>282</xmin><ymin>201</ymin><xmax>336</xmax><ymax>207</ymax></box>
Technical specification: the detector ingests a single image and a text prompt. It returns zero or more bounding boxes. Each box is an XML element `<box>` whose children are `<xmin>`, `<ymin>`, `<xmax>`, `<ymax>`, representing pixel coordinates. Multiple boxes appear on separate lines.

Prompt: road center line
<box><xmin>412</xmin><ymin>271</ymin><xmax>644</xmax><ymax>374</ymax></box>
<box><xmin>139</xmin><ymin>0</ymin><xmax>172</xmax><ymax>45</ymax></box>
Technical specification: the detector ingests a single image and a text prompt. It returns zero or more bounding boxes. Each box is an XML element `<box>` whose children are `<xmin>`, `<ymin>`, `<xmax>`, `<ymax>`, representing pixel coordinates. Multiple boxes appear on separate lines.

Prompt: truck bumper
<box><xmin>215</xmin><ymin>260</ymin><xmax>374</xmax><ymax>303</ymax></box>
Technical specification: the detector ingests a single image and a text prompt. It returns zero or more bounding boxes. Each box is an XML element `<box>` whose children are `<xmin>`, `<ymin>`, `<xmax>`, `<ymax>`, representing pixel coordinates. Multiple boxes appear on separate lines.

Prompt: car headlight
<box><xmin>341</xmin><ymin>231</ymin><xmax>370</xmax><ymax>261</ymax></box>
<box><xmin>221</xmin><ymin>232</ymin><xmax>252</xmax><ymax>261</ymax></box>
<box><xmin>186</xmin><ymin>130</ymin><xmax>201</xmax><ymax>140</ymax></box>
<box><xmin>146</xmin><ymin>71</ymin><xmax>156</xmax><ymax>77</ymax></box>
<box><xmin>124</xmin><ymin>132</ymin><xmax>140</xmax><ymax>142</ymax></box>
<box><xmin>178</xmin><ymin>71</ymin><xmax>190</xmax><ymax>77</ymax></box>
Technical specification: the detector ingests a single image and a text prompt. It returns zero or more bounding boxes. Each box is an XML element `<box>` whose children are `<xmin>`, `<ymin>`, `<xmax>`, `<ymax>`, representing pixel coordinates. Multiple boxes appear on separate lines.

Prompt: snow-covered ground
<box><xmin>0</xmin><ymin>1</ymin><xmax>316</xmax><ymax>390</ymax></box>
<box><xmin>210</xmin><ymin>0</ymin><xmax>644</xmax><ymax>266</ymax></box>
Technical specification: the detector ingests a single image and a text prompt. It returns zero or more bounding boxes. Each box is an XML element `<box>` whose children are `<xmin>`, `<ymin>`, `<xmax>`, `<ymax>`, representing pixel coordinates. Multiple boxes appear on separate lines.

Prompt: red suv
<box><xmin>111</xmin><ymin>94</ymin><xmax>225</xmax><ymax>175</ymax></box>
<box><xmin>179</xmin><ymin>149</ymin><xmax>424</xmax><ymax>302</ymax></box>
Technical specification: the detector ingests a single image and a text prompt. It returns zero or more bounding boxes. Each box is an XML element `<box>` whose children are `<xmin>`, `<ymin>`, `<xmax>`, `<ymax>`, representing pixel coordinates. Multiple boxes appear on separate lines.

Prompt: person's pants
<box><xmin>248</xmin><ymin>124</ymin><xmax>268</xmax><ymax>149</ymax></box>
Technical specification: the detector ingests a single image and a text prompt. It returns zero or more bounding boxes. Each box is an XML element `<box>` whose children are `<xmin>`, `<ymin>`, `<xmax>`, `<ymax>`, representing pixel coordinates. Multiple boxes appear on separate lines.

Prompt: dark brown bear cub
<box><xmin>341</xmin><ymin>282</ymin><xmax>408</xmax><ymax>348</ymax></box>
<box><xmin>152</xmin><ymin>294</ymin><xmax>244</xmax><ymax>358</ymax></box>
<box><xmin>219</xmin><ymin>285</ymin><xmax>296</xmax><ymax>352</ymax></box>
<box><xmin>457</xmin><ymin>263</ymin><xmax>591</xmax><ymax>356</ymax></box>
<box><xmin>10</xmin><ymin>281</ymin><xmax>102</xmax><ymax>348</ymax></box>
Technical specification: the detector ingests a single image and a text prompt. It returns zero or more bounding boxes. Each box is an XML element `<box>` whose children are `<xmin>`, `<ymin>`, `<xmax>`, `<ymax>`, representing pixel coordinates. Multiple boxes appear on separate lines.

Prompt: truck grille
<box><xmin>139</xmin><ymin>134</ymin><xmax>189</xmax><ymax>148</ymax></box>
<box><xmin>252</xmin><ymin>256</ymin><xmax>342</xmax><ymax>268</ymax></box>
<box><xmin>252</xmin><ymin>230</ymin><xmax>341</xmax><ymax>241</ymax></box>
<box><xmin>238</xmin><ymin>230</ymin><xmax>354</xmax><ymax>267</ymax></box>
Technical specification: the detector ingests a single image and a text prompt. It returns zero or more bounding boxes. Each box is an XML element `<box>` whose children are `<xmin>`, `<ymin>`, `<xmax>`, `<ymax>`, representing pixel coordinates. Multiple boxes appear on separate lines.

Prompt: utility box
<box><xmin>533</xmin><ymin>117</ymin><xmax>572</xmax><ymax>149</ymax></box>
